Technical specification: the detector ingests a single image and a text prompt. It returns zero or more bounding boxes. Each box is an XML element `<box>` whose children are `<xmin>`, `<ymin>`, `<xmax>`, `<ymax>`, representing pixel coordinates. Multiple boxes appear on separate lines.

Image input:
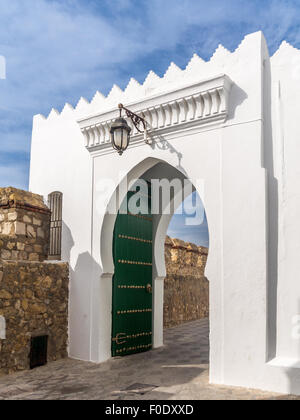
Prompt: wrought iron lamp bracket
<box><xmin>118</xmin><ymin>103</ymin><xmax>151</xmax><ymax>144</ymax></box>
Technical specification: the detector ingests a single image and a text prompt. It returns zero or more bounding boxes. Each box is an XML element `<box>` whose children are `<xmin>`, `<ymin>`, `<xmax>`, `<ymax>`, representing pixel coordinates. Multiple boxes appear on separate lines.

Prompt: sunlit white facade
<box><xmin>30</xmin><ymin>31</ymin><xmax>300</xmax><ymax>395</ymax></box>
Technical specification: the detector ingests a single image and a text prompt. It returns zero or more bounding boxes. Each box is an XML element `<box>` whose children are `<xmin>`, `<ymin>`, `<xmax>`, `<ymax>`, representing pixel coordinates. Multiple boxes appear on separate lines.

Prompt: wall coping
<box><xmin>0</xmin><ymin>187</ymin><xmax>50</xmax><ymax>214</ymax></box>
<box><xmin>165</xmin><ymin>236</ymin><xmax>208</xmax><ymax>256</ymax></box>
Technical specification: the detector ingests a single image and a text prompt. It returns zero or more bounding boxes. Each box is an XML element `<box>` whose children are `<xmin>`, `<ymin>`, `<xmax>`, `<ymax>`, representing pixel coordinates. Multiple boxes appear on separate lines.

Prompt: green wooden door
<box><xmin>112</xmin><ymin>187</ymin><xmax>153</xmax><ymax>357</ymax></box>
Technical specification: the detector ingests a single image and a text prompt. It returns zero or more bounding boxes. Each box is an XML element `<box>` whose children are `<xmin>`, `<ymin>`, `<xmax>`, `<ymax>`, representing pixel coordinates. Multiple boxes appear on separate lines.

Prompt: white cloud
<box><xmin>1</xmin><ymin>0</ymin><xmax>300</xmax><ymax>189</ymax></box>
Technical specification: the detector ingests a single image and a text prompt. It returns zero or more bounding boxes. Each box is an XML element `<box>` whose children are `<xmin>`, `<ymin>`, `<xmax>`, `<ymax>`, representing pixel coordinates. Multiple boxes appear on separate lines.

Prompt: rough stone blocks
<box><xmin>164</xmin><ymin>236</ymin><xmax>209</xmax><ymax>328</ymax></box>
<box><xmin>0</xmin><ymin>261</ymin><xmax>69</xmax><ymax>375</ymax></box>
<box><xmin>0</xmin><ymin>187</ymin><xmax>51</xmax><ymax>262</ymax></box>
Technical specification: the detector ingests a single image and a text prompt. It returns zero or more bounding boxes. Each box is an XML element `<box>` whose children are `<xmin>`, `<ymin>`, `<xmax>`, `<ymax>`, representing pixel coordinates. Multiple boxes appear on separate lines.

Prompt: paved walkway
<box><xmin>0</xmin><ymin>319</ymin><xmax>299</xmax><ymax>400</ymax></box>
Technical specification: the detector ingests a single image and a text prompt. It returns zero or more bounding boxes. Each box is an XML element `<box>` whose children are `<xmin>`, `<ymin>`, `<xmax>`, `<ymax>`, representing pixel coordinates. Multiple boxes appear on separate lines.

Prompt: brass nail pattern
<box><xmin>116</xmin><ymin>344</ymin><xmax>152</xmax><ymax>354</ymax></box>
<box><xmin>117</xmin><ymin>309</ymin><xmax>152</xmax><ymax>315</ymax></box>
<box><xmin>112</xmin><ymin>332</ymin><xmax>152</xmax><ymax>342</ymax></box>
<box><xmin>118</xmin><ymin>234</ymin><xmax>152</xmax><ymax>244</ymax></box>
<box><xmin>118</xmin><ymin>285</ymin><xmax>145</xmax><ymax>289</ymax></box>
<box><xmin>118</xmin><ymin>259</ymin><xmax>152</xmax><ymax>266</ymax></box>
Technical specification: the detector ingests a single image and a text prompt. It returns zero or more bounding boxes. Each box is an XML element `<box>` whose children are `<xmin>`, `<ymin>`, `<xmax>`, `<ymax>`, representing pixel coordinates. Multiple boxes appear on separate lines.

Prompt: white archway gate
<box><xmin>81</xmin><ymin>52</ymin><xmax>269</xmax><ymax>386</ymax></box>
<box><xmin>30</xmin><ymin>31</ymin><xmax>300</xmax><ymax>395</ymax></box>
<box><xmin>78</xmin><ymin>29</ymin><xmax>269</xmax><ymax>387</ymax></box>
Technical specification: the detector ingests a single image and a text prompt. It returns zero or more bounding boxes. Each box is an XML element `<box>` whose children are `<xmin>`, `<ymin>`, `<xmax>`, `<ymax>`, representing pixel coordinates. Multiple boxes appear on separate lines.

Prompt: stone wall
<box><xmin>164</xmin><ymin>236</ymin><xmax>209</xmax><ymax>328</ymax></box>
<box><xmin>0</xmin><ymin>261</ymin><xmax>69</xmax><ymax>375</ymax></box>
<box><xmin>0</xmin><ymin>188</ymin><xmax>69</xmax><ymax>375</ymax></box>
<box><xmin>0</xmin><ymin>187</ymin><xmax>50</xmax><ymax>262</ymax></box>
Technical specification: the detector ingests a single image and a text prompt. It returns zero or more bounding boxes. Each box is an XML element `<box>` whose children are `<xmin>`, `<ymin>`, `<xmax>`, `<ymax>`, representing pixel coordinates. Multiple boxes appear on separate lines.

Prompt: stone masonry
<box><xmin>0</xmin><ymin>187</ymin><xmax>51</xmax><ymax>262</ymax></box>
<box><xmin>0</xmin><ymin>188</ymin><xmax>69</xmax><ymax>375</ymax></box>
<box><xmin>0</xmin><ymin>261</ymin><xmax>69</xmax><ymax>375</ymax></box>
<box><xmin>164</xmin><ymin>236</ymin><xmax>209</xmax><ymax>328</ymax></box>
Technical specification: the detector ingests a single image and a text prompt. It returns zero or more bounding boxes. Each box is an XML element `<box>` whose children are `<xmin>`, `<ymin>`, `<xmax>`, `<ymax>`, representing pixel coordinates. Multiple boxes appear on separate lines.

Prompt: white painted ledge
<box><xmin>268</xmin><ymin>357</ymin><xmax>300</xmax><ymax>369</ymax></box>
<box><xmin>78</xmin><ymin>74</ymin><xmax>233</xmax><ymax>152</ymax></box>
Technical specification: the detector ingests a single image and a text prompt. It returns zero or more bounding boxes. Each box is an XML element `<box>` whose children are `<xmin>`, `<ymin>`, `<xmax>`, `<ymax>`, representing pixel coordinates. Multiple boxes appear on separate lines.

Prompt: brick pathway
<box><xmin>0</xmin><ymin>319</ymin><xmax>298</xmax><ymax>400</ymax></box>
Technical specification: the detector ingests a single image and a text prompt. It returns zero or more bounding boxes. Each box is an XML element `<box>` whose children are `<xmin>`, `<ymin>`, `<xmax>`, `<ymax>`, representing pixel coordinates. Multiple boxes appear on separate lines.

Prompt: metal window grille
<box><xmin>48</xmin><ymin>191</ymin><xmax>63</xmax><ymax>260</ymax></box>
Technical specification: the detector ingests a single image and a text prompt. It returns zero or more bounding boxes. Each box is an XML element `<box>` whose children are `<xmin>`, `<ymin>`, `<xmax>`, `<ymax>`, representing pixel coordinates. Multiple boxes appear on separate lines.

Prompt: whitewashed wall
<box><xmin>29</xmin><ymin>108</ymin><xmax>93</xmax><ymax>361</ymax></box>
<box><xmin>268</xmin><ymin>44</ymin><xmax>300</xmax><ymax>378</ymax></box>
<box><xmin>29</xmin><ymin>31</ymin><xmax>300</xmax><ymax>395</ymax></box>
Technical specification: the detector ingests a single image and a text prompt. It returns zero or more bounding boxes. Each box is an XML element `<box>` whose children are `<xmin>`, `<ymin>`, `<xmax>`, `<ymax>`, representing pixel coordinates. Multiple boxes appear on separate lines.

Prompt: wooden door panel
<box><xmin>112</xmin><ymin>187</ymin><xmax>153</xmax><ymax>357</ymax></box>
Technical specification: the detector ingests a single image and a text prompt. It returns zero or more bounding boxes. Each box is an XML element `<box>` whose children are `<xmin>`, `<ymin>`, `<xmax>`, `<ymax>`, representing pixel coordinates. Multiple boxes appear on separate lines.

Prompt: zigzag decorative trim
<box><xmin>36</xmin><ymin>33</ymin><xmax>258</xmax><ymax>122</ymax></box>
<box><xmin>35</xmin><ymin>31</ymin><xmax>295</xmax><ymax>125</ymax></box>
<box><xmin>271</xmin><ymin>40</ymin><xmax>300</xmax><ymax>61</ymax></box>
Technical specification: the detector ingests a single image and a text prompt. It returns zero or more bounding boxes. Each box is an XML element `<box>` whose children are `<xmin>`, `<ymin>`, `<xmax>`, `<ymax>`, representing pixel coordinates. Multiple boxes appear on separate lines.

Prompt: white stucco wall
<box><xmin>269</xmin><ymin>43</ymin><xmax>300</xmax><ymax>369</ymax></box>
<box><xmin>29</xmin><ymin>31</ymin><xmax>300</xmax><ymax>395</ymax></box>
<box><xmin>29</xmin><ymin>107</ymin><xmax>93</xmax><ymax>361</ymax></box>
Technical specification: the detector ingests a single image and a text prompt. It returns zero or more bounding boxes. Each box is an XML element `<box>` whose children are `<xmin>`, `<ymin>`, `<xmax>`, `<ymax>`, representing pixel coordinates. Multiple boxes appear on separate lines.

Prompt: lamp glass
<box><xmin>110</xmin><ymin>116</ymin><xmax>131</xmax><ymax>154</ymax></box>
<box><xmin>114</xmin><ymin>128</ymin><xmax>127</xmax><ymax>149</ymax></box>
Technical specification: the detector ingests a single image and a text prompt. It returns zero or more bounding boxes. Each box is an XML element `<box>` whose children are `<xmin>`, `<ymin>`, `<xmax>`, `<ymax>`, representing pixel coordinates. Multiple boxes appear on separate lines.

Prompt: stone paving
<box><xmin>0</xmin><ymin>318</ymin><xmax>299</xmax><ymax>400</ymax></box>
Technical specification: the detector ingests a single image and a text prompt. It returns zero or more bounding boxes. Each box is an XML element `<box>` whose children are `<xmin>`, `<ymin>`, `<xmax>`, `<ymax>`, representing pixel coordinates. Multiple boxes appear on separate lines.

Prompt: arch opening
<box><xmin>164</xmin><ymin>190</ymin><xmax>209</xmax><ymax>330</ymax></box>
<box><xmin>101</xmin><ymin>157</ymin><xmax>210</xmax><ymax>365</ymax></box>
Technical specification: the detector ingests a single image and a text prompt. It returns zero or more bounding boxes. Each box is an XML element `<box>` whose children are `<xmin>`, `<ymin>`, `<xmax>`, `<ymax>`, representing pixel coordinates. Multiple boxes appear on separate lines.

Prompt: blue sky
<box><xmin>167</xmin><ymin>192</ymin><xmax>209</xmax><ymax>247</ymax></box>
<box><xmin>1</xmin><ymin>0</ymin><xmax>300</xmax><ymax>245</ymax></box>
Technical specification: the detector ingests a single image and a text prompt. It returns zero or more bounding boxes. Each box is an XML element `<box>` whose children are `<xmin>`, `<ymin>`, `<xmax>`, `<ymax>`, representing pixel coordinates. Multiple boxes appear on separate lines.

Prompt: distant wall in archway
<box><xmin>164</xmin><ymin>236</ymin><xmax>209</xmax><ymax>328</ymax></box>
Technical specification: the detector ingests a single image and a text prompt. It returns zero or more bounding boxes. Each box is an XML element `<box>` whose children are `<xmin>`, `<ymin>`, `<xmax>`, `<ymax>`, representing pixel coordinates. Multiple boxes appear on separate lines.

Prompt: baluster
<box><xmin>170</xmin><ymin>101</ymin><xmax>180</xmax><ymax>124</ymax></box>
<box><xmin>194</xmin><ymin>94</ymin><xmax>204</xmax><ymax>118</ymax></box>
<box><xmin>82</xmin><ymin>128</ymin><xmax>90</xmax><ymax>148</ymax></box>
<box><xmin>88</xmin><ymin>126</ymin><xmax>96</xmax><ymax>147</ymax></box>
<box><xmin>209</xmin><ymin>89</ymin><xmax>220</xmax><ymax>114</ymax></box>
<box><xmin>202</xmin><ymin>92</ymin><xmax>212</xmax><ymax>117</ymax></box>
<box><xmin>149</xmin><ymin>107</ymin><xmax>158</xmax><ymax>129</ymax></box>
<box><xmin>217</xmin><ymin>87</ymin><xmax>228</xmax><ymax>114</ymax></box>
<box><xmin>94</xmin><ymin>125</ymin><xmax>101</xmax><ymax>145</ymax></box>
<box><xmin>98</xmin><ymin>124</ymin><xmax>106</xmax><ymax>144</ymax></box>
<box><xmin>155</xmin><ymin>105</ymin><xmax>166</xmax><ymax>128</ymax></box>
<box><xmin>186</xmin><ymin>96</ymin><xmax>196</xmax><ymax>120</ymax></box>
<box><xmin>164</xmin><ymin>104</ymin><xmax>172</xmax><ymax>126</ymax></box>
<box><xmin>104</xmin><ymin>121</ymin><xmax>111</xmax><ymax>143</ymax></box>
<box><xmin>143</xmin><ymin>109</ymin><xmax>153</xmax><ymax>129</ymax></box>
<box><xmin>177</xmin><ymin>98</ymin><xmax>188</xmax><ymax>123</ymax></box>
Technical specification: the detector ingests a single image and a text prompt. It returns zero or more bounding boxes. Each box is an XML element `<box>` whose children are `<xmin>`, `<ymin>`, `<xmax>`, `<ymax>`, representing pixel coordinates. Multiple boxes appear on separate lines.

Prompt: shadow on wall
<box><xmin>62</xmin><ymin>221</ymin><xmax>102</xmax><ymax>361</ymax></box>
<box><xmin>62</xmin><ymin>221</ymin><xmax>74</xmax><ymax>263</ymax></box>
<box><xmin>227</xmin><ymin>84</ymin><xmax>248</xmax><ymax>121</ymax></box>
<box><xmin>146</xmin><ymin>84</ymin><xmax>248</xmax><ymax>177</ymax></box>
<box><xmin>262</xmin><ymin>51</ymin><xmax>278</xmax><ymax>361</ymax></box>
<box><xmin>150</xmin><ymin>135</ymin><xmax>186</xmax><ymax>176</ymax></box>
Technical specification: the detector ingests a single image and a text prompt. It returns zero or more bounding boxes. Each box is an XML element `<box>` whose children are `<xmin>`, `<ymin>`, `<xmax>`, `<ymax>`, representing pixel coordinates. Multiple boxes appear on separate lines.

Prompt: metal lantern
<box><xmin>110</xmin><ymin>103</ymin><xmax>150</xmax><ymax>155</ymax></box>
<box><xmin>110</xmin><ymin>117</ymin><xmax>131</xmax><ymax>156</ymax></box>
